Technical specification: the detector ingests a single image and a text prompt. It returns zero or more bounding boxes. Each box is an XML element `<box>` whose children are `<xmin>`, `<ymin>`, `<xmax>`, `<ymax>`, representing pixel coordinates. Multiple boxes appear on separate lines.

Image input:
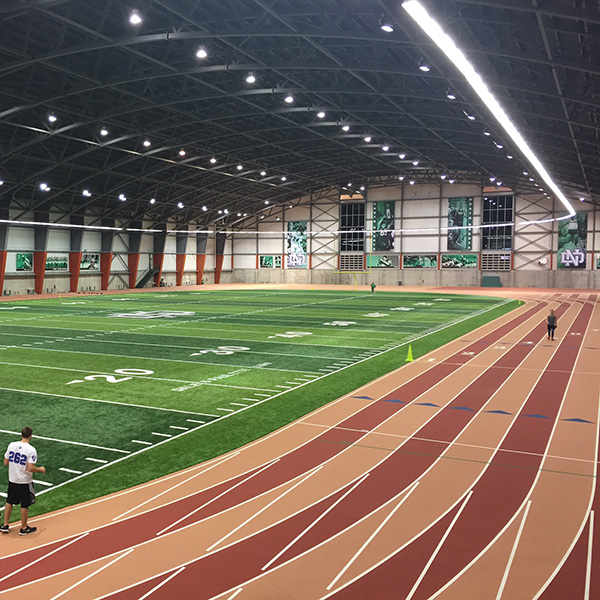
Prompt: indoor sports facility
<box><xmin>0</xmin><ymin>1</ymin><xmax>599</xmax><ymax>599</ymax></box>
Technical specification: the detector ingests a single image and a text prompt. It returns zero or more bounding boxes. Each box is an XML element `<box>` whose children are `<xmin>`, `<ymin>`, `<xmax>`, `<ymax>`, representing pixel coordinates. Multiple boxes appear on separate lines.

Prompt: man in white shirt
<box><xmin>2</xmin><ymin>426</ymin><xmax>46</xmax><ymax>535</ymax></box>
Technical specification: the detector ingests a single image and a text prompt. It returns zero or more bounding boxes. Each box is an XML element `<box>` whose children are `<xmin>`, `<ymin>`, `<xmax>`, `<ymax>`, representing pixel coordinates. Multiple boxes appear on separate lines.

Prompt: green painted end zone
<box><xmin>0</xmin><ymin>289</ymin><xmax>518</xmax><ymax>517</ymax></box>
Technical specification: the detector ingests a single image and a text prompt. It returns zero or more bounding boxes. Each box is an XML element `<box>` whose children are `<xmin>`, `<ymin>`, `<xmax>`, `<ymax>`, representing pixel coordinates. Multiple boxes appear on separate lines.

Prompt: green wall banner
<box><xmin>367</xmin><ymin>254</ymin><xmax>399</xmax><ymax>268</ymax></box>
<box><xmin>286</xmin><ymin>221</ymin><xmax>308</xmax><ymax>268</ymax></box>
<box><xmin>45</xmin><ymin>254</ymin><xmax>68</xmax><ymax>271</ymax></box>
<box><xmin>441</xmin><ymin>254</ymin><xmax>478</xmax><ymax>269</ymax></box>
<box><xmin>372</xmin><ymin>201</ymin><xmax>395</xmax><ymax>251</ymax></box>
<box><xmin>259</xmin><ymin>255</ymin><xmax>282</xmax><ymax>268</ymax></box>
<box><xmin>403</xmin><ymin>254</ymin><xmax>438</xmax><ymax>269</ymax></box>
<box><xmin>80</xmin><ymin>253</ymin><xmax>100</xmax><ymax>270</ymax></box>
<box><xmin>448</xmin><ymin>197</ymin><xmax>473</xmax><ymax>251</ymax></box>
<box><xmin>557</xmin><ymin>212</ymin><xmax>587</xmax><ymax>269</ymax></box>
<box><xmin>16</xmin><ymin>253</ymin><xmax>33</xmax><ymax>272</ymax></box>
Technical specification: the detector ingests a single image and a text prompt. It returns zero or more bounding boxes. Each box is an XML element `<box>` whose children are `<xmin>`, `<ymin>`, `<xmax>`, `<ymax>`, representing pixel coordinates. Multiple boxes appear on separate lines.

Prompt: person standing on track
<box><xmin>547</xmin><ymin>309</ymin><xmax>558</xmax><ymax>340</ymax></box>
<box><xmin>371</xmin><ymin>282</ymin><xmax>376</xmax><ymax>295</ymax></box>
<box><xmin>1</xmin><ymin>426</ymin><xmax>46</xmax><ymax>535</ymax></box>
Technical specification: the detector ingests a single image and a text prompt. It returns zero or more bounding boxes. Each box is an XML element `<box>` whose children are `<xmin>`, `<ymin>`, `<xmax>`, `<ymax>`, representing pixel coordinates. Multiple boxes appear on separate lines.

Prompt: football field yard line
<box><xmin>13</xmin><ymin>346</ymin><xmax>321</xmax><ymax>375</ymax></box>
<box><xmin>0</xmin><ymin>428</ymin><xmax>129</xmax><ymax>454</ymax></box>
<box><xmin>0</xmin><ymin>386</ymin><xmax>219</xmax><ymax>416</ymax></box>
<box><xmin>0</xmin><ymin>360</ymin><xmax>279</xmax><ymax>392</ymax></box>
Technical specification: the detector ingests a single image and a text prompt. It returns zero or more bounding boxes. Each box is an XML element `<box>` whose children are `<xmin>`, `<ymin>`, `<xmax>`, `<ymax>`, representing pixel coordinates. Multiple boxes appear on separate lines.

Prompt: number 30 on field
<box><xmin>66</xmin><ymin>368</ymin><xmax>154</xmax><ymax>385</ymax></box>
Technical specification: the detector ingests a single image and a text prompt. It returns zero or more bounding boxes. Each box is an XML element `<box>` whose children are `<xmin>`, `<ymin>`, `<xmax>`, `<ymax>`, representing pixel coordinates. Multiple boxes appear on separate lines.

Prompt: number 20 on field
<box><xmin>66</xmin><ymin>368</ymin><xmax>154</xmax><ymax>385</ymax></box>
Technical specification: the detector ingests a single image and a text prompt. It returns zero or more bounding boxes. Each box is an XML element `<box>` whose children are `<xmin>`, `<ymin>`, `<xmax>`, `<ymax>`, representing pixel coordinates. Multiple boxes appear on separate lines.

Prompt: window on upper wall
<box><xmin>340</xmin><ymin>202</ymin><xmax>365</xmax><ymax>252</ymax></box>
<box><xmin>481</xmin><ymin>195</ymin><xmax>513</xmax><ymax>250</ymax></box>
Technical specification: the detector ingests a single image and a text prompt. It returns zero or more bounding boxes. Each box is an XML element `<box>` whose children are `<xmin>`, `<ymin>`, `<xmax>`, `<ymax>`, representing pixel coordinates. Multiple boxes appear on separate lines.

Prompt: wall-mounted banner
<box><xmin>441</xmin><ymin>254</ymin><xmax>478</xmax><ymax>269</ymax></box>
<box><xmin>596</xmin><ymin>255</ymin><xmax>600</xmax><ymax>270</ymax></box>
<box><xmin>80</xmin><ymin>253</ymin><xmax>100</xmax><ymax>270</ymax></box>
<box><xmin>45</xmin><ymin>254</ymin><xmax>68</xmax><ymax>271</ymax></box>
<box><xmin>286</xmin><ymin>221</ymin><xmax>308</xmax><ymax>268</ymax></box>
<box><xmin>16</xmin><ymin>253</ymin><xmax>33</xmax><ymax>272</ymax></box>
<box><xmin>448</xmin><ymin>197</ymin><xmax>473</xmax><ymax>251</ymax></box>
<box><xmin>402</xmin><ymin>254</ymin><xmax>438</xmax><ymax>269</ymax></box>
<box><xmin>259</xmin><ymin>255</ymin><xmax>282</xmax><ymax>269</ymax></box>
<box><xmin>367</xmin><ymin>254</ymin><xmax>399</xmax><ymax>268</ymax></box>
<box><xmin>557</xmin><ymin>212</ymin><xmax>587</xmax><ymax>269</ymax></box>
<box><xmin>372</xmin><ymin>201</ymin><xmax>395</xmax><ymax>251</ymax></box>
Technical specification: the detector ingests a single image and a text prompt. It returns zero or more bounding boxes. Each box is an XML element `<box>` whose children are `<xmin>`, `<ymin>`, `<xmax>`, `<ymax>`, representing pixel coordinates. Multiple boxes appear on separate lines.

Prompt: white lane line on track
<box><xmin>113</xmin><ymin>453</ymin><xmax>241</xmax><ymax>522</ymax></box>
<box><xmin>48</xmin><ymin>548</ymin><xmax>134</xmax><ymax>600</ymax></box>
<box><xmin>156</xmin><ymin>459</ymin><xmax>280</xmax><ymax>537</ymax></box>
<box><xmin>225</xmin><ymin>588</ymin><xmax>243</xmax><ymax>600</ymax></box>
<box><xmin>0</xmin><ymin>428</ymin><xmax>129</xmax><ymax>454</ymax></box>
<box><xmin>327</xmin><ymin>481</ymin><xmax>420</xmax><ymax>591</ymax></box>
<box><xmin>138</xmin><ymin>566</ymin><xmax>186</xmax><ymax>600</ymax></box>
<box><xmin>260</xmin><ymin>472</ymin><xmax>371</xmax><ymax>572</ymax></box>
<box><xmin>406</xmin><ymin>491</ymin><xmax>474</xmax><ymax>600</ymax></box>
<box><xmin>585</xmin><ymin>510</ymin><xmax>594</xmax><ymax>600</ymax></box>
<box><xmin>495</xmin><ymin>500</ymin><xmax>532</xmax><ymax>600</ymax></box>
<box><xmin>205</xmin><ymin>465</ymin><xmax>325</xmax><ymax>553</ymax></box>
<box><xmin>0</xmin><ymin>532</ymin><xmax>88</xmax><ymax>585</ymax></box>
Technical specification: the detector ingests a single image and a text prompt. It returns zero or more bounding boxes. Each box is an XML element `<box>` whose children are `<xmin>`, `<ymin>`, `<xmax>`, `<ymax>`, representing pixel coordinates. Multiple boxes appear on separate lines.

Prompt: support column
<box><xmin>0</xmin><ymin>206</ymin><xmax>9</xmax><ymax>295</ymax></box>
<box><xmin>100</xmin><ymin>219</ymin><xmax>115</xmax><ymax>291</ymax></box>
<box><xmin>214</xmin><ymin>232</ymin><xmax>226</xmax><ymax>284</ymax></box>
<box><xmin>128</xmin><ymin>222</ymin><xmax>142</xmax><ymax>289</ymax></box>
<box><xmin>33</xmin><ymin>211</ymin><xmax>49</xmax><ymax>295</ymax></box>
<box><xmin>175</xmin><ymin>228</ymin><xmax>188</xmax><ymax>287</ymax></box>
<box><xmin>196</xmin><ymin>232</ymin><xmax>208</xmax><ymax>285</ymax></box>
<box><xmin>69</xmin><ymin>215</ymin><xmax>84</xmax><ymax>292</ymax></box>
<box><xmin>153</xmin><ymin>228</ymin><xmax>167</xmax><ymax>287</ymax></box>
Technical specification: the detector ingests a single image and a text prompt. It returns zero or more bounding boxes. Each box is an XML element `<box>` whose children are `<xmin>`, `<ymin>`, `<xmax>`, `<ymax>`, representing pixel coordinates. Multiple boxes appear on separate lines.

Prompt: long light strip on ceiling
<box><xmin>402</xmin><ymin>0</ymin><xmax>576</xmax><ymax>217</ymax></box>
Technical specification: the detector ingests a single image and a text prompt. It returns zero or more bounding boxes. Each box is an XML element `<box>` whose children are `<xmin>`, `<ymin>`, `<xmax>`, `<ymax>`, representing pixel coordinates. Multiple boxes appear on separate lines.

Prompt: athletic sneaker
<box><xmin>0</xmin><ymin>525</ymin><xmax>8</xmax><ymax>534</ymax></box>
<box><xmin>19</xmin><ymin>526</ymin><xmax>36</xmax><ymax>536</ymax></box>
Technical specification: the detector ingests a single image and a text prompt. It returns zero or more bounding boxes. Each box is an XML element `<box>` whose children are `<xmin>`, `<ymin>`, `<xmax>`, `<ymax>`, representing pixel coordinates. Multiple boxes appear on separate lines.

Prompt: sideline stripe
<box><xmin>0</xmin><ymin>429</ymin><xmax>129</xmax><ymax>454</ymax></box>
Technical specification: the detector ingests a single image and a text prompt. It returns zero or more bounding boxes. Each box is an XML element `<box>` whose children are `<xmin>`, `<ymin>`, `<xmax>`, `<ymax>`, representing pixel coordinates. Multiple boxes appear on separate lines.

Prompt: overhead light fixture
<box><xmin>0</xmin><ymin>180</ymin><xmax>3</xmax><ymax>185</ymax></box>
<box><xmin>202</xmin><ymin>205</ymin><xmax>208</xmax><ymax>211</ymax></box>
<box><xmin>490</xmin><ymin>177</ymin><xmax>496</xmax><ymax>182</ymax></box>
<box><xmin>281</xmin><ymin>176</ymin><xmax>287</xmax><ymax>181</ymax></box>
<box><xmin>382</xmin><ymin>145</ymin><xmax>390</xmax><ymax>152</ymax></box>
<box><xmin>580</xmin><ymin>197</ymin><xmax>585</xmax><ymax>202</ymax></box>
<box><xmin>483</xmin><ymin>131</ymin><xmax>491</xmax><ymax>136</ymax></box>
<box><xmin>48</xmin><ymin>114</ymin><xmax>57</xmax><ymax>123</ymax></box>
<box><xmin>260</xmin><ymin>215</ymin><xmax>264</xmax><ymax>219</ymax></box>
<box><xmin>507</xmin><ymin>155</ymin><xmax>513</xmax><ymax>159</ymax></box>
<box><xmin>210</xmin><ymin>157</ymin><xmax>217</xmax><ymax>164</ymax></box>
<box><xmin>218</xmin><ymin>210</ymin><xmax>222</xmax><ymax>214</ymax></box>
<box><xmin>100</xmin><ymin>128</ymin><xmax>109</xmax><ymax>136</ymax></box>
<box><xmin>129</xmin><ymin>10</ymin><xmax>142</xmax><ymax>25</ymax></box>
<box><xmin>440</xmin><ymin>174</ymin><xmax>447</xmax><ymax>180</ymax></box>
<box><xmin>402</xmin><ymin>0</ymin><xmax>575</xmax><ymax>216</ymax></box>
<box><xmin>196</xmin><ymin>47</ymin><xmax>208</xmax><ymax>59</ymax></box>
<box><xmin>317</xmin><ymin>111</ymin><xmax>326</xmax><ymax>119</ymax></box>
<box><xmin>150</xmin><ymin>198</ymin><xmax>156</xmax><ymax>204</ymax></box>
<box><xmin>260</xmin><ymin>171</ymin><xmax>267</xmax><ymax>176</ymax></box>
<box><xmin>82</xmin><ymin>189</ymin><xmax>91</xmax><ymax>197</ymax></box>
<box><xmin>413</xmin><ymin>160</ymin><xmax>419</xmax><ymax>166</ymax></box>
<box><xmin>360</xmin><ymin>185</ymin><xmax>365</xmax><ymax>191</ymax></box>
<box><xmin>496</xmin><ymin>181</ymin><xmax>502</xmax><ymax>186</ymax></box>
<box><xmin>446</xmin><ymin>92</ymin><xmax>456</xmax><ymax>100</ymax></box>
<box><xmin>178</xmin><ymin>149</ymin><xmax>186</xmax><ymax>156</ymax></box>
<box><xmin>178</xmin><ymin>202</ymin><xmax>184</xmax><ymax>209</ymax></box>
<box><xmin>39</xmin><ymin>182</ymin><xmax>49</xmax><ymax>191</ymax></box>
<box><xmin>284</xmin><ymin>95</ymin><xmax>294</xmax><ymax>104</ymax></box>
<box><xmin>224</xmin><ymin>209</ymin><xmax>229</xmax><ymax>214</ymax></box>
<box><xmin>380</xmin><ymin>17</ymin><xmax>394</xmax><ymax>33</ymax></box>
<box><xmin>237</xmin><ymin>165</ymin><xmax>243</xmax><ymax>171</ymax></box>
<box><xmin>409</xmin><ymin>180</ymin><xmax>415</xmax><ymax>185</ymax></box>
<box><xmin>246</xmin><ymin>73</ymin><xmax>256</xmax><ymax>84</ymax></box>
<box><xmin>342</xmin><ymin>125</ymin><xmax>350</xmax><ymax>132</ymax></box>
<box><xmin>237</xmin><ymin>212</ymin><xmax>242</xmax><ymax>217</ymax></box>
<box><xmin>449</xmin><ymin>179</ymin><xmax>455</xmax><ymax>184</ymax></box>
<box><xmin>523</xmin><ymin>171</ymin><xmax>529</xmax><ymax>175</ymax></box>
<box><xmin>265</xmin><ymin>200</ymin><xmax>269</xmax><ymax>205</ymax></box>
<box><xmin>398</xmin><ymin>176</ymin><xmax>405</xmax><ymax>181</ymax></box>
<box><xmin>363</xmin><ymin>136</ymin><xmax>372</xmax><ymax>143</ymax></box>
<box><xmin>118</xmin><ymin>193</ymin><xmax>126</xmax><ymax>201</ymax></box>
<box><xmin>143</xmin><ymin>139</ymin><xmax>151</xmax><ymax>147</ymax></box>
<box><xmin>419</xmin><ymin>63</ymin><xmax>431</xmax><ymax>72</ymax></box>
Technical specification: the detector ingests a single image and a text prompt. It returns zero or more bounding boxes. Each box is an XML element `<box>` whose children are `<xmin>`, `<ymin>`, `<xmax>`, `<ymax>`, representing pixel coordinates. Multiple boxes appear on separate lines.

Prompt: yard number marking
<box><xmin>324</xmin><ymin>321</ymin><xmax>357</xmax><ymax>327</ymax></box>
<box><xmin>109</xmin><ymin>310</ymin><xmax>194</xmax><ymax>319</ymax></box>
<box><xmin>268</xmin><ymin>331</ymin><xmax>313</xmax><ymax>339</ymax></box>
<box><xmin>66</xmin><ymin>368</ymin><xmax>154</xmax><ymax>385</ymax></box>
<box><xmin>390</xmin><ymin>307</ymin><xmax>415</xmax><ymax>311</ymax></box>
<box><xmin>191</xmin><ymin>346</ymin><xmax>250</xmax><ymax>356</ymax></box>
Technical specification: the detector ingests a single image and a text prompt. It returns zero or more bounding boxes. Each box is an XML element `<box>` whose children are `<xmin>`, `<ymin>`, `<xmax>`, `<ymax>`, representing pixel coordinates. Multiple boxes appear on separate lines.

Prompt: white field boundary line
<box><xmin>585</xmin><ymin>510</ymin><xmax>594</xmax><ymax>600</ymax></box>
<box><xmin>0</xmin><ymin>297</ymin><xmax>544</xmax><ymax>594</ymax></box>
<box><xmin>138</xmin><ymin>567</ymin><xmax>185</xmax><ymax>600</ymax></box>
<box><xmin>25</xmin><ymin>296</ymin><xmax>514</xmax><ymax>502</ymax></box>
<box><xmin>429</xmin><ymin>294</ymin><xmax>597</xmax><ymax>599</ymax></box>
<box><xmin>0</xmin><ymin>429</ymin><xmax>129</xmax><ymax>454</ymax></box>
<box><xmin>0</xmin><ymin>386</ymin><xmax>218</xmax><ymax>417</ymax></box>
<box><xmin>317</xmin><ymin>298</ymin><xmax>585</xmax><ymax>600</ymax></box>
<box><xmin>0</xmin><ymin>360</ymin><xmax>280</xmax><ymax>392</ymax></box>
<box><xmin>1</xmin><ymin>346</ymin><xmax>319</xmax><ymax>375</ymax></box>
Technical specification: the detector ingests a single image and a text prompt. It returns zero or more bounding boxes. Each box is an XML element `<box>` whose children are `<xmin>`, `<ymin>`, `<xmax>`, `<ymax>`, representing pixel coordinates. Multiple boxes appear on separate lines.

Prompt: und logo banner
<box><xmin>557</xmin><ymin>212</ymin><xmax>587</xmax><ymax>269</ymax></box>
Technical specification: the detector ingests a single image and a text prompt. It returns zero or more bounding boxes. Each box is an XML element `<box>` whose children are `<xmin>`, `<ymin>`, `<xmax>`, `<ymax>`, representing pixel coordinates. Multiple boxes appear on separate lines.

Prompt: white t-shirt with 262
<box><xmin>4</xmin><ymin>441</ymin><xmax>37</xmax><ymax>484</ymax></box>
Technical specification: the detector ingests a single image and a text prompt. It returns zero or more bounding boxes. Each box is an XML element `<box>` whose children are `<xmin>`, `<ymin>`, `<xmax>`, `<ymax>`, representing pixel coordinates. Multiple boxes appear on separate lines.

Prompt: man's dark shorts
<box><xmin>6</xmin><ymin>482</ymin><xmax>36</xmax><ymax>508</ymax></box>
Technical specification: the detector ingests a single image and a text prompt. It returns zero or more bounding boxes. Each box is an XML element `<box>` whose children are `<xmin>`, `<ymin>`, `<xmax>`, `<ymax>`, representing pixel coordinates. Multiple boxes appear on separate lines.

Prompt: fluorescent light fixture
<box><xmin>402</xmin><ymin>0</ymin><xmax>575</xmax><ymax>216</ymax></box>
<box><xmin>446</xmin><ymin>92</ymin><xmax>456</xmax><ymax>100</ymax></box>
<box><xmin>419</xmin><ymin>64</ymin><xmax>431</xmax><ymax>72</ymax></box>
<box><xmin>364</xmin><ymin>136</ymin><xmax>372</xmax><ymax>143</ymax></box>
<box><xmin>483</xmin><ymin>131</ymin><xmax>491</xmax><ymax>136</ymax></box>
<box><xmin>48</xmin><ymin>114</ymin><xmax>57</xmax><ymax>123</ymax></box>
<box><xmin>382</xmin><ymin>145</ymin><xmax>390</xmax><ymax>151</ymax></box>
<box><xmin>507</xmin><ymin>155</ymin><xmax>513</xmax><ymax>159</ymax></box>
<box><xmin>317</xmin><ymin>111</ymin><xmax>326</xmax><ymax>119</ymax></box>
<box><xmin>399</xmin><ymin>153</ymin><xmax>406</xmax><ymax>159</ymax></box>
<box><xmin>196</xmin><ymin>47</ymin><xmax>208</xmax><ymax>59</ymax></box>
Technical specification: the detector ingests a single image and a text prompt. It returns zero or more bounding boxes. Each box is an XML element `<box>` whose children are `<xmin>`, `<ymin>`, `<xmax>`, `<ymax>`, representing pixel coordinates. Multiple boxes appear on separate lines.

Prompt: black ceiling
<box><xmin>0</xmin><ymin>0</ymin><xmax>598</xmax><ymax>229</ymax></box>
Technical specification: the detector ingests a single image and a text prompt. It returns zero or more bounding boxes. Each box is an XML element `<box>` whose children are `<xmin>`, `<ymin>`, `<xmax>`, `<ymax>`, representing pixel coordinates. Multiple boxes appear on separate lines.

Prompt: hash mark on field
<box><xmin>85</xmin><ymin>457</ymin><xmax>108</xmax><ymax>464</ymax></box>
<box><xmin>243</xmin><ymin>398</ymin><xmax>260</xmax><ymax>402</ymax></box>
<box><xmin>59</xmin><ymin>468</ymin><xmax>82</xmax><ymax>475</ymax></box>
<box><xmin>151</xmin><ymin>432</ymin><xmax>172</xmax><ymax>438</ymax></box>
<box><xmin>186</xmin><ymin>419</ymin><xmax>206</xmax><ymax>424</ymax></box>
<box><xmin>255</xmin><ymin>393</ymin><xmax>271</xmax><ymax>397</ymax></box>
<box><xmin>33</xmin><ymin>479</ymin><xmax>53</xmax><ymax>487</ymax></box>
<box><xmin>132</xmin><ymin>440</ymin><xmax>152</xmax><ymax>445</ymax></box>
<box><xmin>218</xmin><ymin>408</ymin><xmax>235</xmax><ymax>412</ymax></box>
<box><xmin>230</xmin><ymin>403</ymin><xmax>247</xmax><ymax>407</ymax></box>
<box><xmin>276</xmin><ymin>385</ymin><xmax>292</xmax><ymax>389</ymax></box>
<box><xmin>169</xmin><ymin>426</ymin><xmax>189</xmax><ymax>431</ymax></box>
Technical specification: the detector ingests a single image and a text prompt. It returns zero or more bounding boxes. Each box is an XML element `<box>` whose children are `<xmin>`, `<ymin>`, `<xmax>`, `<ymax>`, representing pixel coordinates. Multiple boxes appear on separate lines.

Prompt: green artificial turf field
<box><xmin>0</xmin><ymin>288</ymin><xmax>518</xmax><ymax>516</ymax></box>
